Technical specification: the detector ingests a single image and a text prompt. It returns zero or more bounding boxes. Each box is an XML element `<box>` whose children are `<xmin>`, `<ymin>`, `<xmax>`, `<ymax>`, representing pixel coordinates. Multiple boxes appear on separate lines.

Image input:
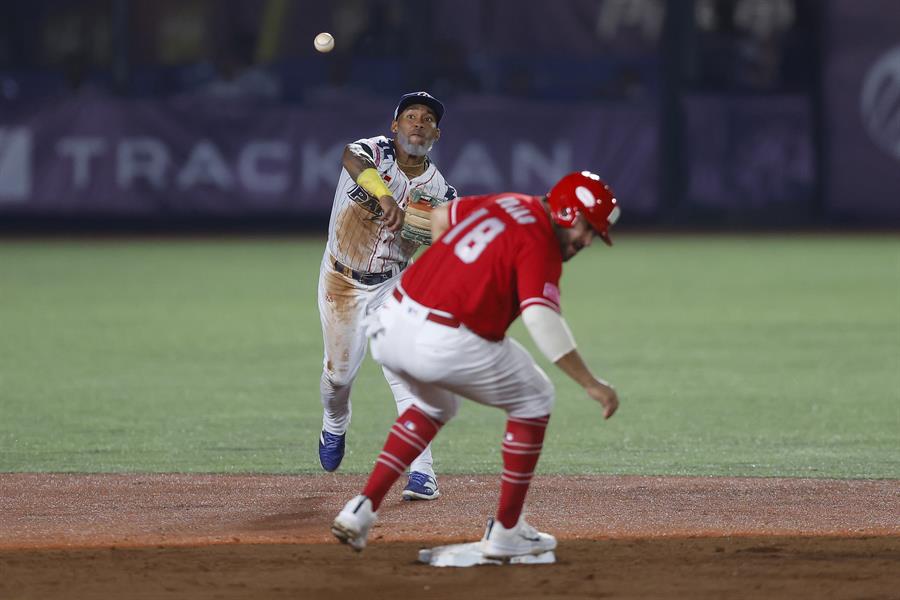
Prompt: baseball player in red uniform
<box><xmin>331</xmin><ymin>171</ymin><xmax>621</xmax><ymax>558</ymax></box>
<box><xmin>317</xmin><ymin>92</ymin><xmax>456</xmax><ymax>500</ymax></box>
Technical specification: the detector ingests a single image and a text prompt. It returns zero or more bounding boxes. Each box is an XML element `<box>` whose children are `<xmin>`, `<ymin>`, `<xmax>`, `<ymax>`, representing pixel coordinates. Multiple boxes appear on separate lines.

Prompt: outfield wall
<box><xmin>0</xmin><ymin>95</ymin><xmax>659</xmax><ymax>221</ymax></box>
<box><xmin>0</xmin><ymin>94</ymin><xmax>824</xmax><ymax>225</ymax></box>
<box><xmin>1</xmin><ymin>0</ymin><xmax>899</xmax><ymax>227</ymax></box>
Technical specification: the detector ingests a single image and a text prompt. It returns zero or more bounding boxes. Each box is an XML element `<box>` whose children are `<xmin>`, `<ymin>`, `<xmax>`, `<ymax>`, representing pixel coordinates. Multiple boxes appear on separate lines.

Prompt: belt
<box><xmin>333</xmin><ymin>258</ymin><xmax>405</xmax><ymax>286</ymax></box>
<box><xmin>392</xmin><ymin>288</ymin><xmax>461</xmax><ymax>328</ymax></box>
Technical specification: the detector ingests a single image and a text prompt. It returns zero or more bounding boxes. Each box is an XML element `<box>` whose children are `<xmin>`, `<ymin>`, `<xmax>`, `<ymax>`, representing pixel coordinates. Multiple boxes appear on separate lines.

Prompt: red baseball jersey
<box><xmin>399</xmin><ymin>193</ymin><xmax>563</xmax><ymax>341</ymax></box>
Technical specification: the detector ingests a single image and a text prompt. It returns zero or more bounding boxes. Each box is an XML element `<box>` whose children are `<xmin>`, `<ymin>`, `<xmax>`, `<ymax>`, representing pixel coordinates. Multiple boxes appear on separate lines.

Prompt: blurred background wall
<box><xmin>0</xmin><ymin>0</ymin><xmax>897</xmax><ymax>230</ymax></box>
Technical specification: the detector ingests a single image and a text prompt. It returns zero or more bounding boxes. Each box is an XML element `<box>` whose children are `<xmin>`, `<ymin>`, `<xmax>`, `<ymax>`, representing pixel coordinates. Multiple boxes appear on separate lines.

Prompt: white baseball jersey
<box><xmin>326</xmin><ymin>135</ymin><xmax>457</xmax><ymax>274</ymax></box>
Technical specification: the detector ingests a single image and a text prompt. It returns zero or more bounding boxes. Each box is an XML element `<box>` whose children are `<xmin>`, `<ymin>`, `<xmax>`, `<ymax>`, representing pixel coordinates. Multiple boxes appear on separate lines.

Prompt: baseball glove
<box><xmin>400</xmin><ymin>189</ymin><xmax>448</xmax><ymax>245</ymax></box>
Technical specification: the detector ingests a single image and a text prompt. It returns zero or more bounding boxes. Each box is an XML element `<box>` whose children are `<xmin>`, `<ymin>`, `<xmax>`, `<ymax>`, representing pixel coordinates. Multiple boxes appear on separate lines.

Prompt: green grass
<box><xmin>1</xmin><ymin>235</ymin><xmax>898</xmax><ymax>478</ymax></box>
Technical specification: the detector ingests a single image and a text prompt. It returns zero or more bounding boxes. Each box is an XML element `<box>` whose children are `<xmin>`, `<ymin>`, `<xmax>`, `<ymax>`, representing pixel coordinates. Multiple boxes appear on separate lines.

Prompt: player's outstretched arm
<box><xmin>521</xmin><ymin>304</ymin><xmax>619</xmax><ymax>419</ymax></box>
<box><xmin>342</xmin><ymin>145</ymin><xmax>404</xmax><ymax>232</ymax></box>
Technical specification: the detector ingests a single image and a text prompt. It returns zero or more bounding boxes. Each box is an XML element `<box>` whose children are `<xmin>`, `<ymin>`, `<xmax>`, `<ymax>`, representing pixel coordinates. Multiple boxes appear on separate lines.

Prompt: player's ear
<box><xmin>390</xmin><ymin>120</ymin><xmax>398</xmax><ymax>134</ymax></box>
<box><xmin>433</xmin><ymin>127</ymin><xmax>441</xmax><ymax>141</ymax></box>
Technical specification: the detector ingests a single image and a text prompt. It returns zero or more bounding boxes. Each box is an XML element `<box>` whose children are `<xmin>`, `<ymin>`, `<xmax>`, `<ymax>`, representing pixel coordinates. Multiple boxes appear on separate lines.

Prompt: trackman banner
<box><xmin>0</xmin><ymin>94</ymin><xmax>658</xmax><ymax>218</ymax></box>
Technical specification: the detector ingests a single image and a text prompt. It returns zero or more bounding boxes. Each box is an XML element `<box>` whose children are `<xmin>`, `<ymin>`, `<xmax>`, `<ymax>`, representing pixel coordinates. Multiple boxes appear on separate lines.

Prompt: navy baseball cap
<box><xmin>393</xmin><ymin>91</ymin><xmax>445</xmax><ymax>125</ymax></box>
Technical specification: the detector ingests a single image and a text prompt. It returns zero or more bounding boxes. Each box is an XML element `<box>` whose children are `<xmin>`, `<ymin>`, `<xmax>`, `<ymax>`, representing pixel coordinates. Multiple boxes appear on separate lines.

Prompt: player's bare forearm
<box><xmin>555</xmin><ymin>350</ymin><xmax>619</xmax><ymax>419</ymax></box>
<box><xmin>554</xmin><ymin>350</ymin><xmax>595</xmax><ymax>387</ymax></box>
<box><xmin>342</xmin><ymin>145</ymin><xmax>376</xmax><ymax>180</ymax></box>
<box><xmin>431</xmin><ymin>205</ymin><xmax>450</xmax><ymax>241</ymax></box>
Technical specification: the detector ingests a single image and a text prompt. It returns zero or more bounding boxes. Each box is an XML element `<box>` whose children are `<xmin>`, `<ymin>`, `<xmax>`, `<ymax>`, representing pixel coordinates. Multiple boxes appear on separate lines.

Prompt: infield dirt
<box><xmin>1</xmin><ymin>473</ymin><xmax>898</xmax><ymax>599</ymax></box>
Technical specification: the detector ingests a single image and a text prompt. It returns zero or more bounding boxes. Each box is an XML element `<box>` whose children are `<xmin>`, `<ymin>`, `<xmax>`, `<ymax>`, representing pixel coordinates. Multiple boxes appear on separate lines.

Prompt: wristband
<box><xmin>357</xmin><ymin>168</ymin><xmax>392</xmax><ymax>199</ymax></box>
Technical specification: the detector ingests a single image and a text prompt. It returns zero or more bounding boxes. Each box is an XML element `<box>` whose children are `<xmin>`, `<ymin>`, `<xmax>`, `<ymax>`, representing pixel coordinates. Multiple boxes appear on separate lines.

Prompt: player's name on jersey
<box><xmin>497</xmin><ymin>196</ymin><xmax>537</xmax><ymax>224</ymax></box>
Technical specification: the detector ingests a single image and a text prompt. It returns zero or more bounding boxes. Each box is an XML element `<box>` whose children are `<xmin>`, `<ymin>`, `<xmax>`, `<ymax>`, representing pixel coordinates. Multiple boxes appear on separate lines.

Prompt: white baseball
<box><xmin>314</xmin><ymin>32</ymin><xmax>335</xmax><ymax>53</ymax></box>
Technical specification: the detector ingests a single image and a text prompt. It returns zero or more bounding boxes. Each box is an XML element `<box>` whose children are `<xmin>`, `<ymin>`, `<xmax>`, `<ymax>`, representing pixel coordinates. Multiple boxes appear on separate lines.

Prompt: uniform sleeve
<box><xmin>441</xmin><ymin>183</ymin><xmax>458</xmax><ymax>204</ymax></box>
<box><xmin>349</xmin><ymin>137</ymin><xmax>381</xmax><ymax>167</ymax></box>
<box><xmin>515</xmin><ymin>235</ymin><xmax>563</xmax><ymax>314</ymax></box>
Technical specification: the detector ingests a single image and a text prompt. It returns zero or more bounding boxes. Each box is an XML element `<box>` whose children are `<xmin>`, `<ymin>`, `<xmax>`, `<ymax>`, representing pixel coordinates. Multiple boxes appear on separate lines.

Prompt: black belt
<box><xmin>333</xmin><ymin>259</ymin><xmax>405</xmax><ymax>286</ymax></box>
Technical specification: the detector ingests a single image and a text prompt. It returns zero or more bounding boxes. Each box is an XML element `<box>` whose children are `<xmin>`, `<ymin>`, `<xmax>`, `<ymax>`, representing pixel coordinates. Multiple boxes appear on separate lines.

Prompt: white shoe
<box><xmin>479</xmin><ymin>516</ymin><xmax>557</xmax><ymax>558</ymax></box>
<box><xmin>332</xmin><ymin>495</ymin><xmax>377</xmax><ymax>551</ymax></box>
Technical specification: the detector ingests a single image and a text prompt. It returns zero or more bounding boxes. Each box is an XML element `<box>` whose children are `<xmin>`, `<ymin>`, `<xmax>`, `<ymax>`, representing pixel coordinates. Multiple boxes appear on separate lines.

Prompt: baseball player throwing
<box><xmin>317</xmin><ymin>92</ymin><xmax>457</xmax><ymax>501</ymax></box>
<box><xmin>331</xmin><ymin>171</ymin><xmax>621</xmax><ymax>557</ymax></box>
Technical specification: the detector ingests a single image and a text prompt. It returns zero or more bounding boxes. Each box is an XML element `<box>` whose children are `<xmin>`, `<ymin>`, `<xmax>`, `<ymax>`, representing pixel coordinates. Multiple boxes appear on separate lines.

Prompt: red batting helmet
<box><xmin>547</xmin><ymin>171</ymin><xmax>620</xmax><ymax>246</ymax></box>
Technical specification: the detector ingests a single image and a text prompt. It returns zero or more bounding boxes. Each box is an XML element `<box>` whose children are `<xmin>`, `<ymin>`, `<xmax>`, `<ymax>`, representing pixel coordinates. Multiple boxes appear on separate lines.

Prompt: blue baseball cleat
<box><xmin>402</xmin><ymin>471</ymin><xmax>440</xmax><ymax>501</ymax></box>
<box><xmin>318</xmin><ymin>430</ymin><xmax>346</xmax><ymax>472</ymax></box>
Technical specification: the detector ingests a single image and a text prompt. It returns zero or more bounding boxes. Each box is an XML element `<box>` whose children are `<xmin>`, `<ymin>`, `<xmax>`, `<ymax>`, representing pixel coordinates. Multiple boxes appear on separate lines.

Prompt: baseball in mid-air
<box><xmin>314</xmin><ymin>32</ymin><xmax>335</xmax><ymax>53</ymax></box>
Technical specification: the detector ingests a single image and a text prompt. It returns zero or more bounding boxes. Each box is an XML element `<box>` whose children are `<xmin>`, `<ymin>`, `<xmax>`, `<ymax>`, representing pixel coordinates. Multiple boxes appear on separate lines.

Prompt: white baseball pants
<box><xmin>317</xmin><ymin>252</ymin><xmax>434</xmax><ymax>476</ymax></box>
<box><xmin>366</xmin><ymin>291</ymin><xmax>556</xmax><ymax>423</ymax></box>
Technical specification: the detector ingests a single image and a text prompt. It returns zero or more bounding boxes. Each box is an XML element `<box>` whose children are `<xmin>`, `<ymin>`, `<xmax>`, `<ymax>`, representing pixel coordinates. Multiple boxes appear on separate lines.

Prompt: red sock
<box><xmin>362</xmin><ymin>405</ymin><xmax>442</xmax><ymax>511</ymax></box>
<box><xmin>496</xmin><ymin>415</ymin><xmax>549</xmax><ymax>528</ymax></box>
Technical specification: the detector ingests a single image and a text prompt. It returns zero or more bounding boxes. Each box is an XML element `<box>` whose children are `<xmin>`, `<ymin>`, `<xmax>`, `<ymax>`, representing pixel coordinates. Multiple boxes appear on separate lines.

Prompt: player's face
<box><xmin>558</xmin><ymin>215</ymin><xmax>597</xmax><ymax>261</ymax></box>
<box><xmin>392</xmin><ymin>105</ymin><xmax>441</xmax><ymax>156</ymax></box>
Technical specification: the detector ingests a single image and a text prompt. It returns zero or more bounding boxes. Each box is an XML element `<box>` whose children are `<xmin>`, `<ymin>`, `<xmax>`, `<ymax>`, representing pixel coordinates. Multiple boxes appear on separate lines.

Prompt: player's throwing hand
<box><xmin>377</xmin><ymin>195</ymin><xmax>405</xmax><ymax>232</ymax></box>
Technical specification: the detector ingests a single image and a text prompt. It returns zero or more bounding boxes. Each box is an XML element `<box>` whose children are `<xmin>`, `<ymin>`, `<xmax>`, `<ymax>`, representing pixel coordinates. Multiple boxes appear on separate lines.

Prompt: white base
<box><xmin>417</xmin><ymin>542</ymin><xmax>556</xmax><ymax>568</ymax></box>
